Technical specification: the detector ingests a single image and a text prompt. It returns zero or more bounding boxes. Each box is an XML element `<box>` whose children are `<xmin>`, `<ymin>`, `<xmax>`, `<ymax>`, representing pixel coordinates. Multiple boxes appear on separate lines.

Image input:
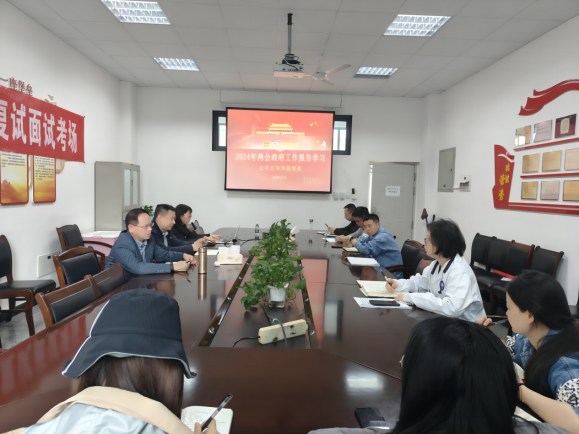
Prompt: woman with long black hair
<box><xmin>480</xmin><ymin>271</ymin><xmax>579</xmax><ymax>434</ymax></box>
<box><xmin>310</xmin><ymin>317</ymin><xmax>567</xmax><ymax>434</ymax></box>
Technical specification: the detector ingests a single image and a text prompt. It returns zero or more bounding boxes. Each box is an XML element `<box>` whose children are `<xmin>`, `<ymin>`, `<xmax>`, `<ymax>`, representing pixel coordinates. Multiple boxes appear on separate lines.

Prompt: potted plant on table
<box><xmin>241</xmin><ymin>219</ymin><xmax>306</xmax><ymax>310</ymax></box>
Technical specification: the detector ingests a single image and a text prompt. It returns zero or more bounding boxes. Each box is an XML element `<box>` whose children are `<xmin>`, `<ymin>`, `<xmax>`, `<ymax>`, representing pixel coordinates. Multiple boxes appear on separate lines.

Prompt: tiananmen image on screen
<box><xmin>225</xmin><ymin>108</ymin><xmax>333</xmax><ymax>193</ymax></box>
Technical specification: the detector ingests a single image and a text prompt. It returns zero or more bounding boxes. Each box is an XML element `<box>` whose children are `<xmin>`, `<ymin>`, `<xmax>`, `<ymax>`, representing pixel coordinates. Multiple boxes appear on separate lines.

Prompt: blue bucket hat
<box><xmin>62</xmin><ymin>289</ymin><xmax>195</xmax><ymax>378</ymax></box>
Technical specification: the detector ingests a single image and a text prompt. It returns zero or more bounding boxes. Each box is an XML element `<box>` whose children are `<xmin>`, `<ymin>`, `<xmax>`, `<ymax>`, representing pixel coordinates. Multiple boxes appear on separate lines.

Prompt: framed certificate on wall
<box><xmin>516</xmin><ymin>125</ymin><xmax>531</xmax><ymax>147</ymax></box>
<box><xmin>521</xmin><ymin>181</ymin><xmax>538</xmax><ymax>200</ymax></box>
<box><xmin>565</xmin><ymin>148</ymin><xmax>579</xmax><ymax>171</ymax></box>
<box><xmin>540</xmin><ymin>181</ymin><xmax>560</xmax><ymax>200</ymax></box>
<box><xmin>563</xmin><ymin>180</ymin><xmax>579</xmax><ymax>201</ymax></box>
<box><xmin>555</xmin><ymin>114</ymin><xmax>576</xmax><ymax>138</ymax></box>
<box><xmin>542</xmin><ymin>150</ymin><xmax>562</xmax><ymax>172</ymax></box>
<box><xmin>522</xmin><ymin>153</ymin><xmax>540</xmax><ymax>173</ymax></box>
<box><xmin>533</xmin><ymin>120</ymin><xmax>552</xmax><ymax>143</ymax></box>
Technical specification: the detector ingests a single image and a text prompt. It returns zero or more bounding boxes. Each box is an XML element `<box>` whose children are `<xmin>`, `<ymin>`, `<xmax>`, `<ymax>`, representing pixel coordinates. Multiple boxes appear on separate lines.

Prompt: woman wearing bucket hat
<box><xmin>6</xmin><ymin>289</ymin><xmax>219</xmax><ymax>434</ymax></box>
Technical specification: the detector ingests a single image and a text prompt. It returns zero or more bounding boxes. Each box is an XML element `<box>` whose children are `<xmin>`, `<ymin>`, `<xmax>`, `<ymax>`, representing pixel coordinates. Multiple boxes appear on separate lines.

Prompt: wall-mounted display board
<box><xmin>521</xmin><ymin>181</ymin><xmax>538</xmax><ymax>199</ymax></box>
<box><xmin>542</xmin><ymin>150</ymin><xmax>562</xmax><ymax>172</ymax></box>
<box><xmin>555</xmin><ymin>114</ymin><xmax>576</xmax><ymax>138</ymax></box>
<box><xmin>565</xmin><ymin>148</ymin><xmax>579</xmax><ymax>170</ymax></box>
<box><xmin>563</xmin><ymin>180</ymin><xmax>579</xmax><ymax>201</ymax></box>
<box><xmin>522</xmin><ymin>154</ymin><xmax>540</xmax><ymax>173</ymax></box>
<box><xmin>0</xmin><ymin>151</ymin><xmax>28</xmax><ymax>205</ymax></box>
<box><xmin>515</xmin><ymin>126</ymin><xmax>531</xmax><ymax>146</ymax></box>
<box><xmin>533</xmin><ymin>120</ymin><xmax>552</xmax><ymax>142</ymax></box>
<box><xmin>33</xmin><ymin>156</ymin><xmax>55</xmax><ymax>203</ymax></box>
<box><xmin>540</xmin><ymin>181</ymin><xmax>560</xmax><ymax>200</ymax></box>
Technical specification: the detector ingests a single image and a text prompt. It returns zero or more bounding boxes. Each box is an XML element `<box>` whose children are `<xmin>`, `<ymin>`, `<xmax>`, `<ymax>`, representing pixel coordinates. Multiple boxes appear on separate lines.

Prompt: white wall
<box><xmin>0</xmin><ymin>0</ymin><xmax>121</xmax><ymax>286</ymax></box>
<box><xmin>420</xmin><ymin>16</ymin><xmax>579</xmax><ymax>301</ymax></box>
<box><xmin>137</xmin><ymin>89</ymin><xmax>423</xmax><ymax>233</ymax></box>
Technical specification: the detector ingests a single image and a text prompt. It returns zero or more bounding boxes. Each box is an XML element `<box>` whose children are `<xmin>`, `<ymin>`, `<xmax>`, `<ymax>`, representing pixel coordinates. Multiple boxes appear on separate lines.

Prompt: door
<box><xmin>369</xmin><ymin>163</ymin><xmax>415</xmax><ymax>249</ymax></box>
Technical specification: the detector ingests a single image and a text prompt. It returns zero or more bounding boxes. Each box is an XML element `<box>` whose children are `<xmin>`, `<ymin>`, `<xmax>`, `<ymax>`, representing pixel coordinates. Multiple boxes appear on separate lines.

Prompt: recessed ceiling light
<box><xmin>355</xmin><ymin>67</ymin><xmax>397</xmax><ymax>79</ymax></box>
<box><xmin>154</xmin><ymin>58</ymin><xmax>199</xmax><ymax>71</ymax></box>
<box><xmin>101</xmin><ymin>1</ymin><xmax>170</xmax><ymax>25</ymax></box>
<box><xmin>385</xmin><ymin>15</ymin><xmax>450</xmax><ymax>37</ymax></box>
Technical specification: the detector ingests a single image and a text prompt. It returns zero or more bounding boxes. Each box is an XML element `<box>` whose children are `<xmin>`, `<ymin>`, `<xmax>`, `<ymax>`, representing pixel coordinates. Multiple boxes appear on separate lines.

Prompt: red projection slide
<box><xmin>225</xmin><ymin>108</ymin><xmax>334</xmax><ymax>193</ymax></box>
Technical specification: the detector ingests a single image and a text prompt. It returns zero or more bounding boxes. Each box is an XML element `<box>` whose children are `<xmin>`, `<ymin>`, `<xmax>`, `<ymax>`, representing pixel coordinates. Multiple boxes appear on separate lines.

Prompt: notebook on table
<box><xmin>181</xmin><ymin>406</ymin><xmax>233</xmax><ymax>434</ymax></box>
<box><xmin>357</xmin><ymin>280</ymin><xmax>408</xmax><ymax>298</ymax></box>
<box><xmin>347</xmin><ymin>257</ymin><xmax>380</xmax><ymax>267</ymax></box>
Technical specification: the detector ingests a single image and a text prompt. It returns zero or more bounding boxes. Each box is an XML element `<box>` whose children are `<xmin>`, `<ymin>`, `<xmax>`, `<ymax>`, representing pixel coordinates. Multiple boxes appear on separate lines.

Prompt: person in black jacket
<box><xmin>151</xmin><ymin>204</ymin><xmax>207</xmax><ymax>254</ymax></box>
<box><xmin>171</xmin><ymin>204</ymin><xmax>223</xmax><ymax>242</ymax></box>
<box><xmin>327</xmin><ymin>203</ymin><xmax>358</xmax><ymax>236</ymax></box>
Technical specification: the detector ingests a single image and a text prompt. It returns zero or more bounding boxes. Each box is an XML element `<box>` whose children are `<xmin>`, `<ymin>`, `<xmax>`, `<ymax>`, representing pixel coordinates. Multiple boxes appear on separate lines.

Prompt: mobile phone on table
<box><xmin>355</xmin><ymin>407</ymin><xmax>388</xmax><ymax>429</ymax></box>
<box><xmin>369</xmin><ymin>299</ymin><xmax>399</xmax><ymax>307</ymax></box>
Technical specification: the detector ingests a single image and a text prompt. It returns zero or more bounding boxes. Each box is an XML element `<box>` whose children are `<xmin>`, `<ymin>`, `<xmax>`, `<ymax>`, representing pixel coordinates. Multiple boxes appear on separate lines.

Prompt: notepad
<box><xmin>181</xmin><ymin>406</ymin><xmax>233</xmax><ymax>434</ymax></box>
<box><xmin>322</xmin><ymin>237</ymin><xmax>337</xmax><ymax>243</ymax></box>
<box><xmin>343</xmin><ymin>247</ymin><xmax>359</xmax><ymax>253</ymax></box>
<box><xmin>514</xmin><ymin>407</ymin><xmax>539</xmax><ymax>422</ymax></box>
<box><xmin>354</xmin><ymin>297</ymin><xmax>412</xmax><ymax>310</ymax></box>
<box><xmin>357</xmin><ymin>280</ymin><xmax>408</xmax><ymax>298</ymax></box>
<box><xmin>347</xmin><ymin>257</ymin><xmax>380</xmax><ymax>267</ymax></box>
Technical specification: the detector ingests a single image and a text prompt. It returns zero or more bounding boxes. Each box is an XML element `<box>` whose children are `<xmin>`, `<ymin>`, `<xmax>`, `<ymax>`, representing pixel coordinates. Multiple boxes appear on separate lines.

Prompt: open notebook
<box><xmin>181</xmin><ymin>406</ymin><xmax>233</xmax><ymax>434</ymax></box>
<box><xmin>357</xmin><ymin>280</ymin><xmax>408</xmax><ymax>298</ymax></box>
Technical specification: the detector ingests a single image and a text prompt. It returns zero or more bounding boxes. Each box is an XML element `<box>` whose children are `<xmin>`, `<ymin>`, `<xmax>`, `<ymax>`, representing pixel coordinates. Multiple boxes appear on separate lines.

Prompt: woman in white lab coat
<box><xmin>386</xmin><ymin>219</ymin><xmax>485</xmax><ymax>322</ymax></box>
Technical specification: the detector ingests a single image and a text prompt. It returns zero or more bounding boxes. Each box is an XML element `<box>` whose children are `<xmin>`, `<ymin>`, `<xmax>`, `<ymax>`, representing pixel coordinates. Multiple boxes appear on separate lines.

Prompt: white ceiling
<box><xmin>9</xmin><ymin>0</ymin><xmax>579</xmax><ymax>97</ymax></box>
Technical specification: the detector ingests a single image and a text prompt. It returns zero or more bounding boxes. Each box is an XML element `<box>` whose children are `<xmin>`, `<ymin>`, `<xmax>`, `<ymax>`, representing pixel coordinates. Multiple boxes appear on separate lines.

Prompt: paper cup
<box><xmin>218</xmin><ymin>247</ymin><xmax>229</xmax><ymax>255</ymax></box>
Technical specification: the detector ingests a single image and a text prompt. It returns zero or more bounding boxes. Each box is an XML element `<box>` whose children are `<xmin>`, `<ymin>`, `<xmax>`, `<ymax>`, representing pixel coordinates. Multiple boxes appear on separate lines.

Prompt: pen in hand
<box><xmin>201</xmin><ymin>394</ymin><xmax>233</xmax><ymax>432</ymax></box>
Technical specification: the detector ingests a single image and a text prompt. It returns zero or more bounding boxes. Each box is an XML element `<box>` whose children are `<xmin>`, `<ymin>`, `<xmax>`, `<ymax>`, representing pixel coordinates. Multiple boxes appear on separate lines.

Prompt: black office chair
<box><xmin>56</xmin><ymin>224</ymin><xmax>111</xmax><ymax>265</ymax></box>
<box><xmin>469</xmin><ymin>233</ymin><xmax>495</xmax><ymax>278</ymax></box>
<box><xmin>53</xmin><ymin>247</ymin><xmax>102</xmax><ymax>288</ymax></box>
<box><xmin>35</xmin><ymin>279</ymin><xmax>99</xmax><ymax>329</ymax></box>
<box><xmin>0</xmin><ymin>235</ymin><xmax>56</xmax><ymax>336</ymax></box>
<box><xmin>87</xmin><ymin>263</ymin><xmax>128</xmax><ymax>296</ymax></box>
<box><xmin>475</xmin><ymin>238</ymin><xmax>510</xmax><ymax>306</ymax></box>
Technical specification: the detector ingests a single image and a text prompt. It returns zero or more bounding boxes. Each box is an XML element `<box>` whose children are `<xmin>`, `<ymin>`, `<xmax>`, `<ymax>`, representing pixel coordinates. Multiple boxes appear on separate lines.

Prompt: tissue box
<box><xmin>216</xmin><ymin>253</ymin><xmax>243</xmax><ymax>265</ymax></box>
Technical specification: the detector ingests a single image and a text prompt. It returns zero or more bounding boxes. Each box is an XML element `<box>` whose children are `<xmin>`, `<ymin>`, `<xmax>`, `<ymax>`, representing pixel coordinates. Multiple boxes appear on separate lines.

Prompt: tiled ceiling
<box><xmin>9</xmin><ymin>0</ymin><xmax>579</xmax><ymax>97</ymax></box>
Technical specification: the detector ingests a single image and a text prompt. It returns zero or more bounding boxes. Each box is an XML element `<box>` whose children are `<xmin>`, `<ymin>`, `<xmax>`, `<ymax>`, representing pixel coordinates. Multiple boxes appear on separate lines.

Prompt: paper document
<box><xmin>322</xmin><ymin>237</ymin><xmax>336</xmax><ymax>243</ymax></box>
<box><xmin>514</xmin><ymin>407</ymin><xmax>539</xmax><ymax>423</ymax></box>
<box><xmin>181</xmin><ymin>406</ymin><xmax>233</xmax><ymax>434</ymax></box>
<box><xmin>357</xmin><ymin>280</ymin><xmax>408</xmax><ymax>298</ymax></box>
<box><xmin>207</xmin><ymin>249</ymin><xmax>219</xmax><ymax>256</ymax></box>
<box><xmin>501</xmin><ymin>277</ymin><xmax>512</xmax><ymax>281</ymax></box>
<box><xmin>514</xmin><ymin>362</ymin><xmax>525</xmax><ymax>380</ymax></box>
<box><xmin>354</xmin><ymin>297</ymin><xmax>411</xmax><ymax>310</ymax></box>
<box><xmin>343</xmin><ymin>247</ymin><xmax>359</xmax><ymax>252</ymax></box>
<box><xmin>347</xmin><ymin>257</ymin><xmax>380</xmax><ymax>267</ymax></box>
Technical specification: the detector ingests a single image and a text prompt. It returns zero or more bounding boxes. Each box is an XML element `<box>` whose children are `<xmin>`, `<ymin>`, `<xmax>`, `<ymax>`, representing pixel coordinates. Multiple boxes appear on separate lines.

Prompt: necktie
<box><xmin>163</xmin><ymin>233</ymin><xmax>168</xmax><ymax>247</ymax></box>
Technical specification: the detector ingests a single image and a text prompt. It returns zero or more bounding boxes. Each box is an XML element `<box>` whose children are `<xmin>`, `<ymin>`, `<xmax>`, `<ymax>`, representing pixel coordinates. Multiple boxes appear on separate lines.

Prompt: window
<box><xmin>212</xmin><ymin>111</ymin><xmax>352</xmax><ymax>155</ymax></box>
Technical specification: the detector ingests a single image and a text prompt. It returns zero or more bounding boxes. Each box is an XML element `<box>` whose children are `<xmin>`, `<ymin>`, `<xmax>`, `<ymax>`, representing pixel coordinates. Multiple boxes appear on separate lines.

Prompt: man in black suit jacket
<box><xmin>327</xmin><ymin>203</ymin><xmax>358</xmax><ymax>236</ymax></box>
<box><xmin>151</xmin><ymin>204</ymin><xmax>209</xmax><ymax>254</ymax></box>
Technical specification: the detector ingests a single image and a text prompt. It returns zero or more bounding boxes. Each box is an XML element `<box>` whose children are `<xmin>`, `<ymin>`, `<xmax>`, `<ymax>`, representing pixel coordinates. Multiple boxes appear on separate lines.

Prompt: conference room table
<box><xmin>0</xmin><ymin>228</ymin><xmax>439</xmax><ymax>433</ymax></box>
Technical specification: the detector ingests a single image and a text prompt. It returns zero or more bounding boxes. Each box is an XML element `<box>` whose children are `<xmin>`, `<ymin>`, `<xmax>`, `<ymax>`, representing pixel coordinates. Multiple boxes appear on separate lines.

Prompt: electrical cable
<box><xmin>261</xmin><ymin>303</ymin><xmax>288</xmax><ymax>348</ymax></box>
<box><xmin>232</xmin><ymin>336</ymin><xmax>259</xmax><ymax>347</ymax></box>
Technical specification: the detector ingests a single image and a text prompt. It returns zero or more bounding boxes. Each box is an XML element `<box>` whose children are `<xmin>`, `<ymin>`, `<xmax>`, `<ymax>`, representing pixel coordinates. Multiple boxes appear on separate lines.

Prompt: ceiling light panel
<box><xmin>355</xmin><ymin>67</ymin><xmax>397</xmax><ymax>78</ymax></box>
<box><xmin>385</xmin><ymin>15</ymin><xmax>450</xmax><ymax>37</ymax></box>
<box><xmin>102</xmin><ymin>1</ymin><xmax>170</xmax><ymax>25</ymax></box>
<box><xmin>154</xmin><ymin>58</ymin><xmax>199</xmax><ymax>71</ymax></box>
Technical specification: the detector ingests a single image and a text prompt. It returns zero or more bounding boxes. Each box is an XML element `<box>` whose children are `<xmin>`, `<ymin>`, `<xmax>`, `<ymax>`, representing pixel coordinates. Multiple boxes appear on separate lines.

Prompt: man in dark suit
<box><xmin>105</xmin><ymin>209</ymin><xmax>194</xmax><ymax>280</ymax></box>
<box><xmin>151</xmin><ymin>204</ymin><xmax>211</xmax><ymax>254</ymax></box>
<box><xmin>327</xmin><ymin>203</ymin><xmax>358</xmax><ymax>235</ymax></box>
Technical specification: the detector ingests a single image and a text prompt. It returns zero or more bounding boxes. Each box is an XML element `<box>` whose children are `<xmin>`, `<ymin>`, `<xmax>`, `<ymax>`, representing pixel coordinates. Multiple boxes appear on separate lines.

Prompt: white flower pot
<box><xmin>267</xmin><ymin>285</ymin><xmax>288</xmax><ymax>308</ymax></box>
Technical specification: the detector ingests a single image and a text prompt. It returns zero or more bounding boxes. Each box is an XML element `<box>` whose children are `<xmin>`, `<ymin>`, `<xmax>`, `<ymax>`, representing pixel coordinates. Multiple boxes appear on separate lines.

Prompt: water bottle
<box><xmin>198</xmin><ymin>246</ymin><xmax>207</xmax><ymax>274</ymax></box>
<box><xmin>255</xmin><ymin>223</ymin><xmax>260</xmax><ymax>240</ymax></box>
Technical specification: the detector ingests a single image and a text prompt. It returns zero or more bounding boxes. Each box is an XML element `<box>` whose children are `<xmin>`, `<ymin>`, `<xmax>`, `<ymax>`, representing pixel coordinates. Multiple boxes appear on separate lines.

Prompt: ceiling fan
<box><xmin>273</xmin><ymin>13</ymin><xmax>350</xmax><ymax>86</ymax></box>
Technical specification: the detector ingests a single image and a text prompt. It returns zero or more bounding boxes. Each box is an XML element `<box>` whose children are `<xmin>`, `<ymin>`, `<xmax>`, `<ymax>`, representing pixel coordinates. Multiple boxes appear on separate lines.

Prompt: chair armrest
<box><xmin>493</xmin><ymin>270</ymin><xmax>516</xmax><ymax>279</ymax></box>
<box><xmin>93</xmin><ymin>250</ymin><xmax>106</xmax><ymax>270</ymax></box>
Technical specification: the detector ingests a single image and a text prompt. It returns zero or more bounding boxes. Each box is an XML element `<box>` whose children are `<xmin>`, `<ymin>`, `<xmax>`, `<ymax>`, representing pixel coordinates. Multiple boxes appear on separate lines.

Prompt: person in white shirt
<box><xmin>385</xmin><ymin>219</ymin><xmax>485</xmax><ymax>322</ymax></box>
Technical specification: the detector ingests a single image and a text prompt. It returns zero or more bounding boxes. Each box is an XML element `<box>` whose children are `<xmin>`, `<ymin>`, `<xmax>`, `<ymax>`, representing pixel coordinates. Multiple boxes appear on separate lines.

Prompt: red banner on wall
<box><xmin>0</xmin><ymin>87</ymin><xmax>84</xmax><ymax>163</ymax></box>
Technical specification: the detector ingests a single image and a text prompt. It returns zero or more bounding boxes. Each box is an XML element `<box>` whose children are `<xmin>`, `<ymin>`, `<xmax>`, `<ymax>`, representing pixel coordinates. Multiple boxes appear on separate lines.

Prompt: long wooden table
<box><xmin>0</xmin><ymin>228</ymin><xmax>438</xmax><ymax>433</ymax></box>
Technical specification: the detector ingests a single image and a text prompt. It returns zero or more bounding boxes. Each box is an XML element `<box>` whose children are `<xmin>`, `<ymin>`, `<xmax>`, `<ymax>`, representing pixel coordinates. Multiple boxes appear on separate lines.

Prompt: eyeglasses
<box><xmin>132</xmin><ymin>223</ymin><xmax>153</xmax><ymax>229</ymax></box>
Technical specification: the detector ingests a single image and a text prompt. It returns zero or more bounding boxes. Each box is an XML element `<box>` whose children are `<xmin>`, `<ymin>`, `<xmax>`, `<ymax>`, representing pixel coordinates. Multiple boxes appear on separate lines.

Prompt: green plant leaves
<box><xmin>240</xmin><ymin>219</ymin><xmax>306</xmax><ymax>310</ymax></box>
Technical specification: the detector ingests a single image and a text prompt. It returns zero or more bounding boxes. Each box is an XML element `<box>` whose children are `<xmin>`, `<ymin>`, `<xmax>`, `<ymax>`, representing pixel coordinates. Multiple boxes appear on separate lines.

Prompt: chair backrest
<box><xmin>405</xmin><ymin>239</ymin><xmax>426</xmax><ymax>252</ymax></box>
<box><xmin>530</xmin><ymin>246</ymin><xmax>564</xmax><ymax>277</ymax></box>
<box><xmin>35</xmin><ymin>279</ymin><xmax>99</xmax><ymax>328</ymax></box>
<box><xmin>400</xmin><ymin>241</ymin><xmax>420</xmax><ymax>275</ymax></box>
<box><xmin>87</xmin><ymin>263</ymin><xmax>128</xmax><ymax>296</ymax></box>
<box><xmin>486</xmin><ymin>238</ymin><xmax>510</xmax><ymax>272</ymax></box>
<box><xmin>470</xmin><ymin>233</ymin><xmax>495</xmax><ymax>267</ymax></box>
<box><xmin>53</xmin><ymin>247</ymin><xmax>102</xmax><ymax>288</ymax></box>
<box><xmin>0</xmin><ymin>235</ymin><xmax>13</xmax><ymax>280</ymax></box>
<box><xmin>415</xmin><ymin>258</ymin><xmax>433</xmax><ymax>275</ymax></box>
<box><xmin>413</xmin><ymin>251</ymin><xmax>434</xmax><ymax>274</ymax></box>
<box><xmin>506</xmin><ymin>241</ymin><xmax>535</xmax><ymax>276</ymax></box>
<box><xmin>56</xmin><ymin>224</ymin><xmax>85</xmax><ymax>251</ymax></box>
